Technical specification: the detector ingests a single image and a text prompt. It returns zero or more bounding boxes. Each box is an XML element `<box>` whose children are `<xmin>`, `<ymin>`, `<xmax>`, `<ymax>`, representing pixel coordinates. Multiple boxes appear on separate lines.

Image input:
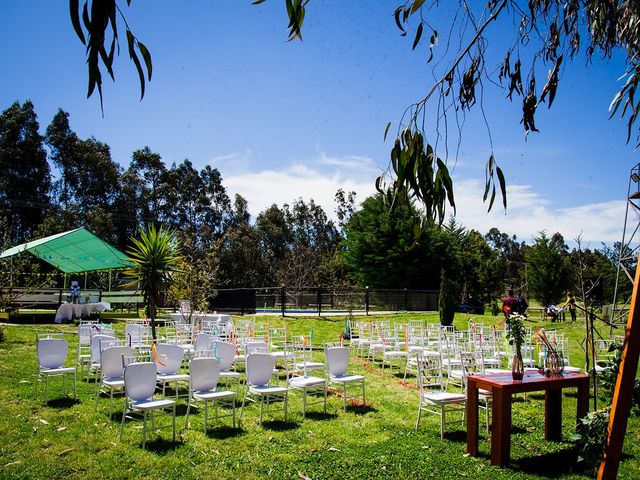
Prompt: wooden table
<box><xmin>466</xmin><ymin>371</ymin><xmax>589</xmax><ymax>467</ymax></box>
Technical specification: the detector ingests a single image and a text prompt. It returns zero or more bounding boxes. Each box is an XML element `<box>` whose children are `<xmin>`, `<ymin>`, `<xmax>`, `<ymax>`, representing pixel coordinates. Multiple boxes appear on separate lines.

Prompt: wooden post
<box><xmin>598</xmin><ymin>256</ymin><xmax>640</xmax><ymax>479</ymax></box>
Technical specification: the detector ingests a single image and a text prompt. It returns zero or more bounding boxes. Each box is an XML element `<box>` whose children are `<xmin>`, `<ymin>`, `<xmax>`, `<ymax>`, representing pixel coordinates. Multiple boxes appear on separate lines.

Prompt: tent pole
<box><xmin>84</xmin><ymin>271</ymin><xmax>87</xmax><ymax>290</ymax></box>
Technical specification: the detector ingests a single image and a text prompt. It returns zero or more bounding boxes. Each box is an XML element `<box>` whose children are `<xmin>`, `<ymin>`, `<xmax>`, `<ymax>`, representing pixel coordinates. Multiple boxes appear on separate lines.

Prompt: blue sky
<box><xmin>1</xmin><ymin>1</ymin><xmax>637</xmax><ymax>245</ymax></box>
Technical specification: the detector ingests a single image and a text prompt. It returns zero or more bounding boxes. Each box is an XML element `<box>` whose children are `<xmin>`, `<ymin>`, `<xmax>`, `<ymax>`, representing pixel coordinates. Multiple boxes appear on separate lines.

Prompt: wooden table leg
<box><xmin>491</xmin><ymin>388</ymin><xmax>512</xmax><ymax>467</ymax></box>
<box><xmin>545</xmin><ymin>388</ymin><xmax>562</xmax><ymax>441</ymax></box>
<box><xmin>466</xmin><ymin>379</ymin><xmax>479</xmax><ymax>457</ymax></box>
<box><xmin>576</xmin><ymin>377</ymin><xmax>589</xmax><ymax>431</ymax></box>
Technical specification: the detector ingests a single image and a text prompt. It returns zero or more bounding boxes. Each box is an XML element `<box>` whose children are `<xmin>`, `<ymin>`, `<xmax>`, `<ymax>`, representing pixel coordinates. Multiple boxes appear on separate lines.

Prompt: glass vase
<box><xmin>511</xmin><ymin>345</ymin><xmax>524</xmax><ymax>380</ymax></box>
<box><xmin>545</xmin><ymin>350</ymin><xmax>565</xmax><ymax>375</ymax></box>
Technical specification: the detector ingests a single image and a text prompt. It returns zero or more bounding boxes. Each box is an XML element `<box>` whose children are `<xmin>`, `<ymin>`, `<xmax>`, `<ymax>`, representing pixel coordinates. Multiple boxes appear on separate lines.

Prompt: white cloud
<box><xmin>452</xmin><ymin>178</ymin><xmax>626</xmax><ymax>244</ymax></box>
<box><xmin>221</xmin><ymin>154</ymin><xmax>627</xmax><ymax>244</ymax></box>
<box><xmin>208</xmin><ymin>149</ymin><xmax>253</xmax><ymax>175</ymax></box>
<box><xmin>223</xmin><ymin>153</ymin><xmax>378</xmax><ymax>221</ymax></box>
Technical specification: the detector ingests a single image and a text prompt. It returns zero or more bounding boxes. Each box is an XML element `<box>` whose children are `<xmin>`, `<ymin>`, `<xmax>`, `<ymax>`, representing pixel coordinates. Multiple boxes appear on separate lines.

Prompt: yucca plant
<box><xmin>124</xmin><ymin>225</ymin><xmax>179</xmax><ymax>342</ymax></box>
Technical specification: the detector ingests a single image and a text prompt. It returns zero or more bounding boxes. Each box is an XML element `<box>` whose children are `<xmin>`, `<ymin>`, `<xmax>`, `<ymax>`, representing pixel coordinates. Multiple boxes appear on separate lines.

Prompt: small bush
<box><xmin>570</xmin><ymin>408</ymin><xmax>610</xmax><ymax>473</ymax></box>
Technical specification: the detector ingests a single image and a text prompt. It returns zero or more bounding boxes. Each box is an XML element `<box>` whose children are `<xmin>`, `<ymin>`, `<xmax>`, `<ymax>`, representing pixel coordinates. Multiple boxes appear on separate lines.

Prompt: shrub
<box><xmin>570</xmin><ymin>408</ymin><xmax>610</xmax><ymax>473</ymax></box>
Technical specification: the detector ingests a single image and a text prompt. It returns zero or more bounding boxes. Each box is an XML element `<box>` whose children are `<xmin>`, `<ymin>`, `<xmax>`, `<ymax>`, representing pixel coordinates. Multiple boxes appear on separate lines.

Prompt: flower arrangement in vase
<box><xmin>506</xmin><ymin>313</ymin><xmax>527</xmax><ymax>380</ymax></box>
<box><xmin>535</xmin><ymin>328</ymin><xmax>564</xmax><ymax>376</ymax></box>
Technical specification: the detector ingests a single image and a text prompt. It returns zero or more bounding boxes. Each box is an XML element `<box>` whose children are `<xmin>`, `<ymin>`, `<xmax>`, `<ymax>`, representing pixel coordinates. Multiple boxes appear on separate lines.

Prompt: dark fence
<box><xmin>210</xmin><ymin>286</ymin><xmax>439</xmax><ymax>315</ymax></box>
<box><xmin>1</xmin><ymin>287</ymin><xmax>144</xmax><ymax>311</ymax></box>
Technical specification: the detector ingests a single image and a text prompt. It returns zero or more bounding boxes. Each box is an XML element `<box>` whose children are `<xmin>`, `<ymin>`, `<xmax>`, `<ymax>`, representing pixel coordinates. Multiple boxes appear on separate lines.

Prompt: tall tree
<box><xmin>0</xmin><ymin>101</ymin><xmax>50</xmax><ymax>243</ymax></box>
<box><xmin>256</xmin><ymin>204</ymin><xmax>290</xmax><ymax>287</ymax></box>
<box><xmin>45</xmin><ymin>109</ymin><xmax>79</xmax><ymax>208</ymax></box>
<box><xmin>218</xmin><ymin>195</ymin><xmax>262</xmax><ymax>287</ymax></box>
<box><xmin>342</xmin><ymin>191</ymin><xmax>450</xmax><ymax>290</ymax></box>
<box><xmin>128</xmin><ymin>146</ymin><xmax>167</xmax><ymax>226</ymax></box>
<box><xmin>526</xmin><ymin>232</ymin><xmax>573</xmax><ymax>307</ymax></box>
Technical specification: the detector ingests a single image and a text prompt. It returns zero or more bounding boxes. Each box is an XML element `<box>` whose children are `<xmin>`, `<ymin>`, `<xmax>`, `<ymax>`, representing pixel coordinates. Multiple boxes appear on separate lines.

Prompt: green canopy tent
<box><xmin>0</xmin><ymin>228</ymin><xmax>132</xmax><ymax>287</ymax></box>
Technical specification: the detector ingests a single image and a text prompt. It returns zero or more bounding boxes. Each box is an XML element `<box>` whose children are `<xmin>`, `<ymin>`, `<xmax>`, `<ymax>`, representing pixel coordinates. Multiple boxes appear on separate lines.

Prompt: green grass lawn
<box><xmin>0</xmin><ymin>312</ymin><xmax>638</xmax><ymax>479</ymax></box>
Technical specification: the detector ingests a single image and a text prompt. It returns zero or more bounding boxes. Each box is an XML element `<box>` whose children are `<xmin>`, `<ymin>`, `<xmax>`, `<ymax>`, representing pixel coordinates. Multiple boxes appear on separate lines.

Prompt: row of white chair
<box><xmin>35</xmin><ymin>332</ymin><xmax>366</xmax><ymax>447</ymax></box>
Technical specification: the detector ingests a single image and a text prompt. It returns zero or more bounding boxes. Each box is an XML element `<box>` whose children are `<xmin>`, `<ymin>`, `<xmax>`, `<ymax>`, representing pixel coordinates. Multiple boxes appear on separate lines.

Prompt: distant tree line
<box><xmin>0</xmin><ymin>101</ymin><xmax>631</xmax><ymax>312</ymax></box>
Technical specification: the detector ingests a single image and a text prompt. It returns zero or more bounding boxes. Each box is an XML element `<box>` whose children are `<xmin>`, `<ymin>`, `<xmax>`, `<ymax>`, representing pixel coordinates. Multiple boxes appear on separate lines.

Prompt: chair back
<box><xmin>124</xmin><ymin>362</ymin><xmax>157</xmax><ymax>402</ymax></box>
<box><xmin>245</xmin><ymin>341</ymin><xmax>269</xmax><ymax>356</ymax></box>
<box><xmin>416</xmin><ymin>352</ymin><xmax>444</xmax><ymax>391</ymax></box>
<box><xmin>212</xmin><ymin>341</ymin><xmax>236</xmax><ymax>371</ymax></box>
<box><xmin>155</xmin><ymin>343</ymin><xmax>185</xmax><ymax>375</ymax></box>
<box><xmin>37</xmin><ymin>338</ymin><xmax>68</xmax><ymax>369</ymax></box>
<box><xmin>325</xmin><ymin>347</ymin><xmax>349</xmax><ymax>376</ymax></box>
<box><xmin>91</xmin><ymin>334</ymin><xmax>118</xmax><ymax>363</ymax></box>
<box><xmin>101</xmin><ymin>346</ymin><xmax>136</xmax><ymax>379</ymax></box>
<box><xmin>246</xmin><ymin>353</ymin><xmax>276</xmax><ymax>387</ymax></box>
<box><xmin>189</xmin><ymin>357</ymin><xmax>221</xmax><ymax>393</ymax></box>
<box><xmin>78</xmin><ymin>324</ymin><xmax>93</xmax><ymax>345</ymax></box>
<box><xmin>125</xmin><ymin>323</ymin><xmax>147</xmax><ymax>348</ymax></box>
<box><xmin>194</xmin><ymin>332</ymin><xmax>211</xmax><ymax>352</ymax></box>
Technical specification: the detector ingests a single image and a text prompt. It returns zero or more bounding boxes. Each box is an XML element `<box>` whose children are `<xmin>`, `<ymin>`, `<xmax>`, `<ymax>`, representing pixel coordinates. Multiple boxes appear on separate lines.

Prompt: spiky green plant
<box><xmin>124</xmin><ymin>225</ymin><xmax>179</xmax><ymax>342</ymax></box>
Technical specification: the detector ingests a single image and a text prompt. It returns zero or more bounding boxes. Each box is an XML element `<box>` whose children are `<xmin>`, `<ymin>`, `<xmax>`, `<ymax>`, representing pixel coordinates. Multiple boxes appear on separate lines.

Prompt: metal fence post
<box><xmin>281</xmin><ymin>285</ymin><xmax>286</xmax><ymax>317</ymax></box>
<box><xmin>317</xmin><ymin>287</ymin><xmax>322</xmax><ymax>317</ymax></box>
<box><xmin>365</xmin><ymin>286</ymin><xmax>369</xmax><ymax>316</ymax></box>
<box><xmin>404</xmin><ymin>288</ymin><xmax>408</xmax><ymax>311</ymax></box>
<box><xmin>240</xmin><ymin>288</ymin><xmax>245</xmax><ymax>316</ymax></box>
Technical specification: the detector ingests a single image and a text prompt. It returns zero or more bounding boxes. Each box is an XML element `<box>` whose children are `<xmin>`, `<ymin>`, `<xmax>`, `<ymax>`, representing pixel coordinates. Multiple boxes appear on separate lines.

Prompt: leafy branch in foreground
<box><xmin>69</xmin><ymin>0</ymin><xmax>151</xmax><ymax>112</ymax></box>
<box><xmin>67</xmin><ymin>0</ymin><xmax>640</xmax><ymax>223</ymax></box>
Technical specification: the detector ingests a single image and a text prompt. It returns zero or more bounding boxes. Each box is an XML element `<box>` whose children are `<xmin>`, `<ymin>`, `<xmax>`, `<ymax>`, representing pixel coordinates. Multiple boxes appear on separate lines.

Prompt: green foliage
<box><xmin>505</xmin><ymin>313</ymin><xmax>526</xmax><ymax>348</ymax></box>
<box><xmin>570</xmin><ymin>408</ymin><xmax>611</xmax><ymax>473</ymax></box>
<box><xmin>526</xmin><ymin>232</ymin><xmax>573</xmax><ymax>306</ymax></box>
<box><xmin>124</xmin><ymin>224</ymin><xmax>179</xmax><ymax>338</ymax></box>
<box><xmin>438</xmin><ymin>270</ymin><xmax>455</xmax><ymax>326</ymax></box>
<box><xmin>377</xmin><ymin>128</ymin><xmax>455</xmax><ymax>226</ymax></box>
<box><xmin>69</xmin><ymin>0</ymin><xmax>151</xmax><ymax>111</ymax></box>
<box><xmin>342</xmin><ymin>192</ymin><xmax>446</xmax><ymax>289</ymax></box>
<box><xmin>0</xmin><ymin>101</ymin><xmax>51</xmax><ymax>243</ymax></box>
<box><xmin>598</xmin><ymin>342</ymin><xmax>640</xmax><ymax>413</ymax></box>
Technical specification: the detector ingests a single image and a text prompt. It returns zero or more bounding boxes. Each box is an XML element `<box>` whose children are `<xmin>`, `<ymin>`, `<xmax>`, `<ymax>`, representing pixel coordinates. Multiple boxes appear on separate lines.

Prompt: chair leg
<box><xmin>184</xmin><ymin>398</ymin><xmax>191</xmax><ymax>430</ymax></box>
<box><xmin>94</xmin><ymin>382</ymin><xmax>101</xmax><ymax>411</ymax></box>
<box><xmin>143</xmin><ymin>411</ymin><xmax>147</xmax><ymax>449</ymax></box>
<box><xmin>204</xmin><ymin>401</ymin><xmax>208</xmax><ymax>433</ymax></box>
<box><xmin>323</xmin><ymin>385</ymin><xmax>327</xmax><ymax>414</ymax></box>
<box><xmin>172</xmin><ymin>405</ymin><xmax>176</xmax><ymax>443</ymax></box>
<box><xmin>343</xmin><ymin>383</ymin><xmax>347</xmax><ymax>411</ymax></box>
<box><xmin>284</xmin><ymin>392</ymin><xmax>288</xmax><ymax>421</ymax></box>
<box><xmin>416</xmin><ymin>404</ymin><xmax>422</xmax><ymax>430</ymax></box>
<box><xmin>259</xmin><ymin>396</ymin><xmax>264</xmax><ymax>424</ymax></box>
<box><xmin>302</xmin><ymin>390</ymin><xmax>307</xmax><ymax>418</ymax></box>
<box><xmin>120</xmin><ymin>400</ymin><xmax>127</xmax><ymax>441</ymax></box>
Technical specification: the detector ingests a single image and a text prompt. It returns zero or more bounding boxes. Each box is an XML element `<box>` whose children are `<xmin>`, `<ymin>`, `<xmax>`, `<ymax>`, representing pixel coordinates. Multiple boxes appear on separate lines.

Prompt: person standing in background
<box><xmin>564</xmin><ymin>292</ymin><xmax>577</xmax><ymax>323</ymax></box>
<box><xmin>502</xmin><ymin>290</ymin><xmax>519</xmax><ymax>317</ymax></box>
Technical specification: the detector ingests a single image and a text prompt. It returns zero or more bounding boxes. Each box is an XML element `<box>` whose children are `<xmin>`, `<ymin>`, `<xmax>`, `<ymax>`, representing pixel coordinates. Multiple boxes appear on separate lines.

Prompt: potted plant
<box><xmin>124</xmin><ymin>225</ymin><xmax>179</xmax><ymax>343</ymax></box>
<box><xmin>506</xmin><ymin>312</ymin><xmax>527</xmax><ymax>380</ymax></box>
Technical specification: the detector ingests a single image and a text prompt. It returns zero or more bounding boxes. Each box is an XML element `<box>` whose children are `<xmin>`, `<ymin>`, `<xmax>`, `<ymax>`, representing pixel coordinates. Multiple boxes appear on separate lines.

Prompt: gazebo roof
<box><xmin>0</xmin><ymin>228</ymin><xmax>131</xmax><ymax>273</ymax></box>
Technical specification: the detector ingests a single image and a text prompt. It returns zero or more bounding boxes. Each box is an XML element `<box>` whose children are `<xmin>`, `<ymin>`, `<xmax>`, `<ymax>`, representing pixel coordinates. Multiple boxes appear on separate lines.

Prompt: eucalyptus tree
<box><xmin>0</xmin><ymin>101</ymin><xmax>50</xmax><ymax>243</ymax></box>
<box><xmin>45</xmin><ymin>109</ymin><xmax>80</xmax><ymax>209</ymax></box>
<box><xmin>128</xmin><ymin>147</ymin><xmax>167</xmax><ymax>226</ymax></box>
